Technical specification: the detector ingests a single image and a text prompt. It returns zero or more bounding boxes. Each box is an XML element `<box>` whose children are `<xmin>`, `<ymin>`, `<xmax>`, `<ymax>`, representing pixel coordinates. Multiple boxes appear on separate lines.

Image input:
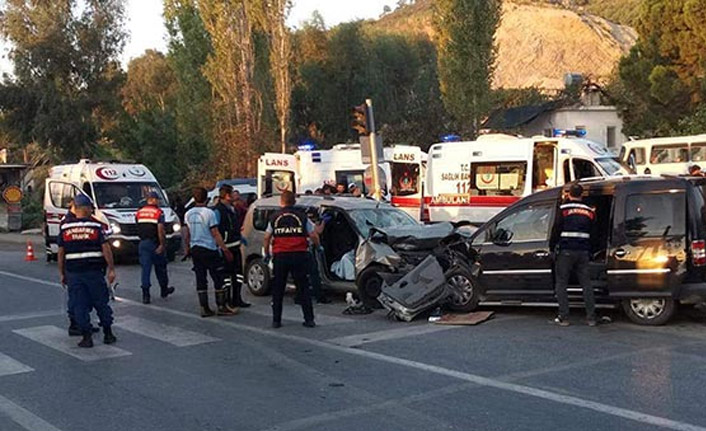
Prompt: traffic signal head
<box><xmin>351</xmin><ymin>103</ymin><xmax>370</xmax><ymax>136</ymax></box>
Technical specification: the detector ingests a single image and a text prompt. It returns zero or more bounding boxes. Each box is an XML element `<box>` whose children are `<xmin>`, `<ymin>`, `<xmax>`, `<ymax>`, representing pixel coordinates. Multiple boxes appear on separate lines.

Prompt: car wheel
<box><xmin>246</xmin><ymin>259</ymin><xmax>271</xmax><ymax>296</ymax></box>
<box><xmin>356</xmin><ymin>266</ymin><xmax>385</xmax><ymax>308</ymax></box>
<box><xmin>622</xmin><ymin>298</ymin><xmax>675</xmax><ymax>325</ymax></box>
<box><xmin>444</xmin><ymin>264</ymin><xmax>480</xmax><ymax>312</ymax></box>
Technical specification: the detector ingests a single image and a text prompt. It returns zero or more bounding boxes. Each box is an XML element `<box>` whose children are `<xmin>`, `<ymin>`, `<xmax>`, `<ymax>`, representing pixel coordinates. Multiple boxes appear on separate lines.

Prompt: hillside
<box><xmin>371</xmin><ymin>0</ymin><xmax>638</xmax><ymax>90</ymax></box>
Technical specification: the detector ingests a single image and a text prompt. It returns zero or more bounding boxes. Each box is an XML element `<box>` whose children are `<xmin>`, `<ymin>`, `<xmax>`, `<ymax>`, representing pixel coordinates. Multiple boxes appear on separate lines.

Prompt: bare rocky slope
<box><xmin>371</xmin><ymin>0</ymin><xmax>638</xmax><ymax>90</ymax></box>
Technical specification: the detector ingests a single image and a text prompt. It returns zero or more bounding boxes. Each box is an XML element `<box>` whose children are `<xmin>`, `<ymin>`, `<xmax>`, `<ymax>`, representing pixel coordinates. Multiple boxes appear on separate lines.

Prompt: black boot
<box><xmin>233</xmin><ymin>283</ymin><xmax>251</xmax><ymax>308</ymax></box>
<box><xmin>78</xmin><ymin>332</ymin><xmax>93</xmax><ymax>348</ymax></box>
<box><xmin>216</xmin><ymin>289</ymin><xmax>236</xmax><ymax>316</ymax></box>
<box><xmin>103</xmin><ymin>326</ymin><xmax>117</xmax><ymax>344</ymax></box>
<box><xmin>142</xmin><ymin>288</ymin><xmax>151</xmax><ymax>304</ymax></box>
<box><xmin>160</xmin><ymin>286</ymin><xmax>175</xmax><ymax>299</ymax></box>
<box><xmin>198</xmin><ymin>290</ymin><xmax>214</xmax><ymax>317</ymax></box>
<box><xmin>68</xmin><ymin>319</ymin><xmax>81</xmax><ymax>336</ymax></box>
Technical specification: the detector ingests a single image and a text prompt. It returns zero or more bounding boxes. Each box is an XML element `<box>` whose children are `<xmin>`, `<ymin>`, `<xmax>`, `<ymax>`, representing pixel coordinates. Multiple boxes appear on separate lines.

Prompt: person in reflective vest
<box><xmin>135</xmin><ymin>191</ymin><xmax>174</xmax><ymax>304</ymax></box>
<box><xmin>57</xmin><ymin>194</ymin><xmax>117</xmax><ymax>348</ymax></box>
<box><xmin>213</xmin><ymin>184</ymin><xmax>251</xmax><ymax>311</ymax></box>
<box><xmin>263</xmin><ymin>191</ymin><xmax>320</xmax><ymax>328</ymax></box>
<box><xmin>554</xmin><ymin>183</ymin><xmax>596</xmax><ymax>327</ymax></box>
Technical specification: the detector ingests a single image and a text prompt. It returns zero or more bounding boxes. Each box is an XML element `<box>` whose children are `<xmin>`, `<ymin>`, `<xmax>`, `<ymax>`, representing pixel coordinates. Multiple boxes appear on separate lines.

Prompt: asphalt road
<box><xmin>1</xmin><ymin>243</ymin><xmax>706</xmax><ymax>431</ymax></box>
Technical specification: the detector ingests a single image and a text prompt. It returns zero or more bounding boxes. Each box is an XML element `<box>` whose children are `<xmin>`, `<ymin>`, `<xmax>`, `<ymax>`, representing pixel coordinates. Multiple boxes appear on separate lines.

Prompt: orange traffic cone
<box><xmin>25</xmin><ymin>241</ymin><xmax>37</xmax><ymax>262</ymax></box>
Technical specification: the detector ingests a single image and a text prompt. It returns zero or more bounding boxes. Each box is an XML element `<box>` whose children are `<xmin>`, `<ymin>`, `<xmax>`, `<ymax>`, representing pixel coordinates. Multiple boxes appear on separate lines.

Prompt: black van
<box><xmin>445</xmin><ymin>176</ymin><xmax>706</xmax><ymax>325</ymax></box>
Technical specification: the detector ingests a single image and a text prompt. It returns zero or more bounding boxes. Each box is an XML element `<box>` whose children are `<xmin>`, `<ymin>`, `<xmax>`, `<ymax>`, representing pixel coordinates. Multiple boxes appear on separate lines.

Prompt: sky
<box><xmin>1</xmin><ymin>0</ymin><xmax>393</xmax><ymax>74</ymax></box>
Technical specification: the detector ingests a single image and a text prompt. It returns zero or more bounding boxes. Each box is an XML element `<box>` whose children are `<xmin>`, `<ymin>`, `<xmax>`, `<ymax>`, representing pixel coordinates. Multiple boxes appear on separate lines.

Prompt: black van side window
<box><xmin>625</xmin><ymin>193</ymin><xmax>685</xmax><ymax>238</ymax></box>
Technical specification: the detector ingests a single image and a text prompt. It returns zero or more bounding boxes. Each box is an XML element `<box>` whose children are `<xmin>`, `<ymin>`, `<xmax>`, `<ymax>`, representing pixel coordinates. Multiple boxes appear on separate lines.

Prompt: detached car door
<box><xmin>473</xmin><ymin>200</ymin><xmax>556</xmax><ymax>298</ymax></box>
<box><xmin>608</xmin><ymin>187</ymin><xmax>687</xmax><ymax>296</ymax></box>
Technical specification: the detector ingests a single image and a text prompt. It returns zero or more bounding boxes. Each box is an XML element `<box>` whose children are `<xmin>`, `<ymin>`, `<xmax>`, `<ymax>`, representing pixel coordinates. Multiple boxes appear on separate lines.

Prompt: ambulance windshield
<box><xmin>93</xmin><ymin>182</ymin><xmax>167</xmax><ymax>209</ymax></box>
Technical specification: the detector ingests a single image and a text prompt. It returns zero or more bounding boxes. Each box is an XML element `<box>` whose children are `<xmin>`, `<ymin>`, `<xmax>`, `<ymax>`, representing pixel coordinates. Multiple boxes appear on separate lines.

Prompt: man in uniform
<box><xmin>57</xmin><ymin>194</ymin><xmax>117</xmax><ymax>348</ymax></box>
<box><xmin>135</xmin><ymin>191</ymin><xmax>174</xmax><ymax>304</ymax></box>
<box><xmin>183</xmin><ymin>187</ymin><xmax>236</xmax><ymax>317</ymax></box>
<box><xmin>213</xmin><ymin>184</ymin><xmax>251</xmax><ymax>311</ymax></box>
<box><xmin>554</xmin><ymin>183</ymin><xmax>597</xmax><ymax>327</ymax></box>
<box><xmin>263</xmin><ymin>191</ymin><xmax>320</xmax><ymax>328</ymax></box>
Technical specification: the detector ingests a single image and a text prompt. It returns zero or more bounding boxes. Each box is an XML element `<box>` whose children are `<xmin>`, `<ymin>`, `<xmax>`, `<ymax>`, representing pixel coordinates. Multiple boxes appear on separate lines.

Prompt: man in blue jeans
<box><xmin>135</xmin><ymin>191</ymin><xmax>174</xmax><ymax>304</ymax></box>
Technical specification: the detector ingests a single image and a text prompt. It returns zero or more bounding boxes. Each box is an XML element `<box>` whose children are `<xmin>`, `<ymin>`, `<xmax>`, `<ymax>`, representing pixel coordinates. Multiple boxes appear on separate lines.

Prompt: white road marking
<box><xmin>327</xmin><ymin>324</ymin><xmax>459</xmax><ymax>347</ymax></box>
<box><xmin>0</xmin><ymin>394</ymin><xmax>63</xmax><ymax>431</ymax></box>
<box><xmin>114</xmin><ymin>315</ymin><xmax>219</xmax><ymax>347</ymax></box>
<box><xmin>0</xmin><ymin>310</ymin><xmax>64</xmax><ymax>323</ymax></box>
<box><xmin>3</xmin><ymin>270</ymin><xmax>706</xmax><ymax>431</ymax></box>
<box><xmin>244</xmin><ymin>305</ymin><xmax>353</xmax><ymax>325</ymax></box>
<box><xmin>0</xmin><ymin>353</ymin><xmax>33</xmax><ymax>377</ymax></box>
<box><xmin>12</xmin><ymin>326</ymin><xmax>131</xmax><ymax>362</ymax></box>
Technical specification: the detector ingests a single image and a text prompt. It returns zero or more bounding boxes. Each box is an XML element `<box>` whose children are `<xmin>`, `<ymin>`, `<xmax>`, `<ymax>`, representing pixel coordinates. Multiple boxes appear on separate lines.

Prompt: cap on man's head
<box><xmin>569</xmin><ymin>183</ymin><xmax>584</xmax><ymax>198</ymax></box>
<box><xmin>348</xmin><ymin>183</ymin><xmax>357</xmax><ymax>190</ymax></box>
<box><xmin>74</xmin><ymin>194</ymin><xmax>92</xmax><ymax>207</ymax></box>
<box><xmin>147</xmin><ymin>191</ymin><xmax>160</xmax><ymax>200</ymax></box>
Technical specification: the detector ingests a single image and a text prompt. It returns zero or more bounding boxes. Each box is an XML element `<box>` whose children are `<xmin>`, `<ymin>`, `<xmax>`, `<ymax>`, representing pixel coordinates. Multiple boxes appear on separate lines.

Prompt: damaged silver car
<box><xmin>355</xmin><ymin>221</ymin><xmax>479</xmax><ymax>319</ymax></box>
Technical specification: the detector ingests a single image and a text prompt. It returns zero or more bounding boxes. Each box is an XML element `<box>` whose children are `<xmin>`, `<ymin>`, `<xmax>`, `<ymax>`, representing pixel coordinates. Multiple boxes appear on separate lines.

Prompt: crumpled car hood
<box><xmin>370</xmin><ymin>222</ymin><xmax>455</xmax><ymax>251</ymax></box>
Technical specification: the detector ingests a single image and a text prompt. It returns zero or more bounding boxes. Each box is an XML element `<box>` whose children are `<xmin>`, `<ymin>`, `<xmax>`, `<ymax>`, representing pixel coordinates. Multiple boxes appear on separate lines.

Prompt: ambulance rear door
<box><xmin>43</xmin><ymin>180</ymin><xmax>93</xmax><ymax>258</ymax></box>
<box><xmin>257</xmin><ymin>153</ymin><xmax>297</xmax><ymax>198</ymax></box>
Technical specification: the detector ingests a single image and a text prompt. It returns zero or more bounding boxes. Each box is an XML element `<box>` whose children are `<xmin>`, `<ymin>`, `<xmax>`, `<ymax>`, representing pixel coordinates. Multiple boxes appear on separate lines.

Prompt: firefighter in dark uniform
<box><xmin>213</xmin><ymin>184</ymin><xmax>251</xmax><ymax>310</ymax></box>
<box><xmin>135</xmin><ymin>191</ymin><xmax>174</xmax><ymax>304</ymax></box>
<box><xmin>263</xmin><ymin>191</ymin><xmax>320</xmax><ymax>328</ymax></box>
<box><xmin>554</xmin><ymin>183</ymin><xmax>597</xmax><ymax>327</ymax></box>
<box><xmin>57</xmin><ymin>194</ymin><xmax>117</xmax><ymax>348</ymax></box>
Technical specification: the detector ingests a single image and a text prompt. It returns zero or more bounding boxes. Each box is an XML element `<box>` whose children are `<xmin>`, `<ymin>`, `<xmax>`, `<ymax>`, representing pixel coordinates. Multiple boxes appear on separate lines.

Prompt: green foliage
<box><xmin>613</xmin><ymin>0</ymin><xmax>706</xmax><ymax>137</ymax></box>
<box><xmin>434</xmin><ymin>0</ymin><xmax>501</xmax><ymax>138</ymax></box>
<box><xmin>164</xmin><ymin>0</ymin><xmax>214</xmax><ymax>171</ymax></box>
<box><xmin>291</xmin><ymin>20</ymin><xmax>450</xmax><ymax>149</ymax></box>
<box><xmin>0</xmin><ymin>0</ymin><xmax>127</xmax><ymax>160</ymax></box>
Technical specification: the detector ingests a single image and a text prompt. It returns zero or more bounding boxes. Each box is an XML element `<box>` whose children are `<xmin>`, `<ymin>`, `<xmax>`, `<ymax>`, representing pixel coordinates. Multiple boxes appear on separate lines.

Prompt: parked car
<box><xmin>241</xmin><ymin>195</ymin><xmax>422</xmax><ymax>297</ymax></box>
<box><xmin>390</xmin><ymin>175</ymin><xmax>706</xmax><ymax>325</ymax></box>
<box><xmin>185</xmin><ymin>178</ymin><xmax>257</xmax><ymax>210</ymax></box>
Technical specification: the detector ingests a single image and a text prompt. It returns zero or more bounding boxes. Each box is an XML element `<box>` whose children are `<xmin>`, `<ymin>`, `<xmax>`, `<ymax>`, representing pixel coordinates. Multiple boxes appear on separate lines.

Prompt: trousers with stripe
<box><xmin>222</xmin><ymin>245</ymin><xmax>244</xmax><ymax>306</ymax></box>
<box><xmin>191</xmin><ymin>246</ymin><xmax>227</xmax><ymax>308</ymax></box>
<box><xmin>67</xmin><ymin>269</ymin><xmax>113</xmax><ymax>333</ymax></box>
<box><xmin>138</xmin><ymin>239</ymin><xmax>169</xmax><ymax>292</ymax></box>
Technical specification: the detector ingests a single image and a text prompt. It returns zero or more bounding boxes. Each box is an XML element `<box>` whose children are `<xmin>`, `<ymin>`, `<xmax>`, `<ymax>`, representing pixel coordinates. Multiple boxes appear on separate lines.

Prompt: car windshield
<box><xmin>348</xmin><ymin>208</ymin><xmax>418</xmax><ymax>237</ymax></box>
<box><xmin>595</xmin><ymin>157</ymin><xmax>623</xmax><ymax>175</ymax></box>
<box><xmin>93</xmin><ymin>182</ymin><xmax>167</xmax><ymax>209</ymax></box>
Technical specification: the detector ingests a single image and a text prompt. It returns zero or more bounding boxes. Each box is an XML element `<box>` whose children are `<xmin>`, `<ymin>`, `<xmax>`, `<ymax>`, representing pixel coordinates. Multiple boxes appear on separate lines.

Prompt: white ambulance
<box><xmin>618</xmin><ymin>134</ymin><xmax>706</xmax><ymax>175</ymax></box>
<box><xmin>44</xmin><ymin>159</ymin><xmax>181</xmax><ymax>261</ymax></box>
<box><xmin>257</xmin><ymin>153</ymin><xmax>298</xmax><ymax>198</ymax></box>
<box><xmin>424</xmin><ymin>134</ymin><xmax>624</xmax><ymax>224</ymax></box>
<box><xmin>294</xmin><ymin>144</ymin><xmax>426</xmax><ymax>219</ymax></box>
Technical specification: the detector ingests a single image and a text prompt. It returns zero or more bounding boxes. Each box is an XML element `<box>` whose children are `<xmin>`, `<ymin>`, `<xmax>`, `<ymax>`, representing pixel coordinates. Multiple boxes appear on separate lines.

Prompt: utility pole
<box><xmin>366</xmin><ymin>99</ymin><xmax>381</xmax><ymax>201</ymax></box>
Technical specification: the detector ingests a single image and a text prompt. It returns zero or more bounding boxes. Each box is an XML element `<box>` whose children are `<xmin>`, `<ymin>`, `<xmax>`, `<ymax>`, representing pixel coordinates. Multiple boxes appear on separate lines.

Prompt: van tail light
<box><xmin>692</xmin><ymin>240</ymin><xmax>706</xmax><ymax>266</ymax></box>
<box><xmin>421</xmin><ymin>197</ymin><xmax>431</xmax><ymax>223</ymax></box>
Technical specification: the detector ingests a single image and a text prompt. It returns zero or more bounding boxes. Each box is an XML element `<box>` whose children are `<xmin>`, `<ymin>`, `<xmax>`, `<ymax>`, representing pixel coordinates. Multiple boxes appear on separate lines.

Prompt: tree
<box><xmin>164</xmin><ymin>0</ymin><xmax>214</xmax><ymax>180</ymax></box>
<box><xmin>198</xmin><ymin>0</ymin><xmax>262</xmax><ymax>178</ymax></box>
<box><xmin>113</xmin><ymin>50</ymin><xmax>182</xmax><ymax>187</ymax></box>
<box><xmin>434</xmin><ymin>0</ymin><xmax>501</xmax><ymax>138</ymax></box>
<box><xmin>253</xmin><ymin>0</ymin><xmax>293</xmax><ymax>153</ymax></box>
<box><xmin>0</xmin><ymin>0</ymin><xmax>127</xmax><ymax>159</ymax></box>
<box><xmin>613</xmin><ymin>0</ymin><xmax>706</xmax><ymax>137</ymax></box>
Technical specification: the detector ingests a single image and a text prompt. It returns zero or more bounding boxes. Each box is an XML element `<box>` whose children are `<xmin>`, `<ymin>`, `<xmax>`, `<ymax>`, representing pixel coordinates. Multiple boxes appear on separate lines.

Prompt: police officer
<box><xmin>183</xmin><ymin>187</ymin><xmax>236</xmax><ymax>317</ymax></box>
<box><xmin>263</xmin><ymin>191</ymin><xmax>319</xmax><ymax>328</ymax></box>
<box><xmin>213</xmin><ymin>184</ymin><xmax>251</xmax><ymax>310</ymax></box>
<box><xmin>57</xmin><ymin>194</ymin><xmax>117</xmax><ymax>348</ymax></box>
<box><xmin>135</xmin><ymin>191</ymin><xmax>174</xmax><ymax>304</ymax></box>
<box><xmin>554</xmin><ymin>183</ymin><xmax>597</xmax><ymax>327</ymax></box>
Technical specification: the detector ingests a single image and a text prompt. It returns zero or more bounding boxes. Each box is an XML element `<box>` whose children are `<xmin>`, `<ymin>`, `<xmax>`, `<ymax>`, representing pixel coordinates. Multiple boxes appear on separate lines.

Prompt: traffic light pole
<box><xmin>366</xmin><ymin>99</ymin><xmax>382</xmax><ymax>201</ymax></box>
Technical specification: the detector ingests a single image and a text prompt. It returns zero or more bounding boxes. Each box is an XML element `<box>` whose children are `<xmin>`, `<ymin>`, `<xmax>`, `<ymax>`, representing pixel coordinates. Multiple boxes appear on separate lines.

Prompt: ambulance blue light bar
<box><xmin>441</xmin><ymin>134</ymin><xmax>461</xmax><ymax>142</ymax></box>
<box><xmin>298</xmin><ymin>141</ymin><xmax>316</xmax><ymax>151</ymax></box>
<box><xmin>553</xmin><ymin>128</ymin><xmax>587</xmax><ymax>138</ymax></box>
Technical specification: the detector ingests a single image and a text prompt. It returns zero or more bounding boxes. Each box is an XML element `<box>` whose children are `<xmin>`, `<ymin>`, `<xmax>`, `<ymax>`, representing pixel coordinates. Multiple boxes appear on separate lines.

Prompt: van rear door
<box><xmin>607</xmin><ymin>185</ymin><xmax>687</xmax><ymax>296</ymax></box>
